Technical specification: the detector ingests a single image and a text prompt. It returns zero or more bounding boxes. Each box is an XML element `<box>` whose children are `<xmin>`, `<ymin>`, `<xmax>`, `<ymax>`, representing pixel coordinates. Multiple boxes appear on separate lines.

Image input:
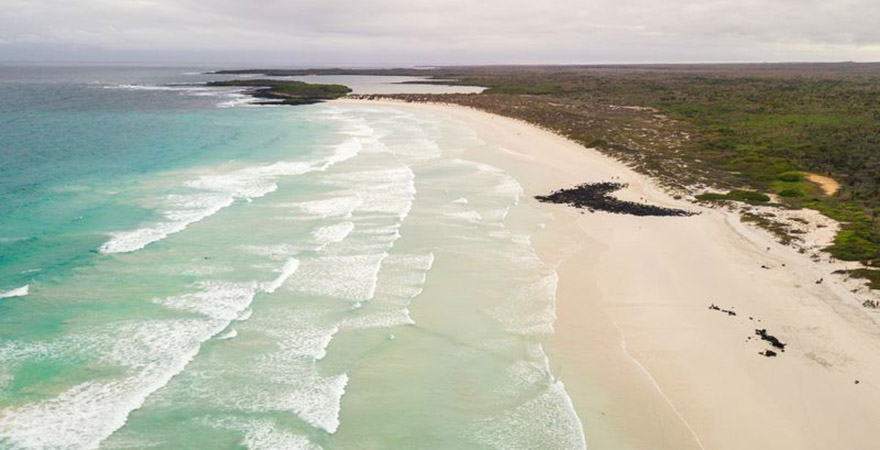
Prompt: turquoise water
<box><xmin>0</xmin><ymin>67</ymin><xmax>585</xmax><ymax>449</ymax></box>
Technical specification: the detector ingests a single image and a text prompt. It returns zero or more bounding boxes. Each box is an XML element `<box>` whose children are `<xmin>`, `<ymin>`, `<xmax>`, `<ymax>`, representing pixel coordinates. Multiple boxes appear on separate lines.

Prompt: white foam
<box><xmin>238</xmin><ymin>243</ymin><xmax>300</xmax><ymax>260</ymax></box>
<box><xmin>217</xmin><ymin>93</ymin><xmax>259</xmax><ymax>109</ymax></box>
<box><xmin>386</xmin><ymin>136</ymin><xmax>442</xmax><ymax>163</ymax></box>
<box><xmin>494</xmin><ymin>176</ymin><xmax>525</xmax><ymax>204</ymax></box>
<box><xmin>289</xmin><ymin>254</ymin><xmax>387</xmax><ymax>301</ymax></box>
<box><xmin>154</xmin><ymin>281</ymin><xmax>258</xmax><ymax>321</ymax></box>
<box><xmin>105</xmin><ymin>84</ymin><xmax>259</xmax><ymax>109</ymax></box>
<box><xmin>246</xmin><ymin>312</ymin><xmax>338</xmax><ymax>360</ymax></box>
<box><xmin>488</xmin><ymin>357</ymin><xmax>553</xmax><ymax>401</ymax></box>
<box><xmin>485</xmin><ymin>272</ymin><xmax>559</xmax><ymax>336</ymax></box>
<box><xmin>262</xmin><ymin>258</ymin><xmax>300</xmax><ymax>294</ymax></box>
<box><xmin>324</xmin><ymin>166</ymin><xmax>416</xmax><ymax>219</ymax></box>
<box><xmin>100</xmin><ymin>140</ymin><xmax>361</xmax><ymax>254</ymax></box>
<box><xmin>452</xmin><ymin>197</ymin><xmax>469</xmax><ymax>205</ymax></box>
<box><xmin>451</xmin><ymin>159</ymin><xmax>525</xmax><ymax>203</ymax></box>
<box><xmin>0</xmin><ymin>285</ymin><xmax>28</xmax><ymax>299</ymax></box>
<box><xmin>238</xmin><ymin>420</ymin><xmax>322</xmax><ymax>450</ymax></box>
<box><xmin>0</xmin><ymin>319</ymin><xmax>222</xmax><ymax>450</ymax></box>
<box><xmin>0</xmin><ymin>372</ymin><xmax>12</xmax><ymax>391</ymax></box>
<box><xmin>312</xmin><ymin>222</ymin><xmax>355</xmax><ymax>248</ymax></box>
<box><xmin>105</xmin><ymin>84</ymin><xmax>200</xmax><ymax>92</ymax></box>
<box><xmin>264</xmin><ymin>370</ymin><xmax>348</xmax><ymax>434</ymax></box>
<box><xmin>283</xmin><ymin>196</ymin><xmax>363</xmax><ymax>219</ymax></box>
<box><xmin>321</xmin><ymin>138</ymin><xmax>362</xmax><ymax>169</ymax></box>
<box><xmin>338</xmin><ymin>252</ymin><xmax>434</xmax><ymax>329</ymax></box>
<box><xmin>213</xmin><ymin>345</ymin><xmax>348</xmax><ymax>434</ymax></box>
<box><xmin>216</xmin><ymin>328</ymin><xmax>238</xmax><ymax>340</ymax></box>
<box><xmin>341</xmin><ymin>121</ymin><xmax>375</xmax><ymax>139</ymax></box>
<box><xmin>184</xmin><ymin>161</ymin><xmax>314</xmax><ymax>199</ymax></box>
<box><xmin>472</xmin><ymin>381</ymin><xmax>586</xmax><ymax>450</ymax></box>
<box><xmin>237</xmin><ymin>308</ymin><xmax>253</xmax><ymax>321</ymax></box>
<box><xmin>371</xmin><ymin>253</ymin><xmax>435</xmax><ymax>302</ymax></box>
<box><xmin>181</xmin><ymin>265</ymin><xmax>234</xmax><ymax>276</ymax></box>
<box><xmin>203</xmin><ymin>418</ymin><xmax>322</xmax><ymax>450</ymax></box>
<box><xmin>447</xmin><ymin>210</ymin><xmax>483</xmax><ymax>224</ymax></box>
<box><xmin>339</xmin><ymin>308</ymin><xmax>415</xmax><ymax>329</ymax></box>
<box><xmin>99</xmin><ymin>195</ymin><xmax>234</xmax><ymax>254</ymax></box>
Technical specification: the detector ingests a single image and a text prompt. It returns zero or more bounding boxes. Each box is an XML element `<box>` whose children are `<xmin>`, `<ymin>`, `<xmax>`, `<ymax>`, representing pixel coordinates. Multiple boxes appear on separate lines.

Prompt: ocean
<box><xmin>0</xmin><ymin>66</ymin><xmax>585</xmax><ymax>449</ymax></box>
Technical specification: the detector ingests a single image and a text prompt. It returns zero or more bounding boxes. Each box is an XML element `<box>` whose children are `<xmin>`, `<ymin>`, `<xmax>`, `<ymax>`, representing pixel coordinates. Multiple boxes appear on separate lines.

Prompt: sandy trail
<box><xmin>807</xmin><ymin>173</ymin><xmax>841</xmax><ymax>196</ymax></box>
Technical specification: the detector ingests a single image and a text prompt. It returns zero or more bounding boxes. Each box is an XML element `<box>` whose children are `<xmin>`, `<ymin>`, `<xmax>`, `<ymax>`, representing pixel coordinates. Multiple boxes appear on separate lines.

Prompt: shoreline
<box><xmin>336</xmin><ymin>98</ymin><xmax>880</xmax><ymax>450</ymax></box>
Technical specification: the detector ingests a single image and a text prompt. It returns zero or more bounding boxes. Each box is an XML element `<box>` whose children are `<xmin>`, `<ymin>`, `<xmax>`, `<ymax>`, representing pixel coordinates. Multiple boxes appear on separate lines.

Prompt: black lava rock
<box><xmin>535</xmin><ymin>182</ymin><xmax>697</xmax><ymax>217</ymax></box>
<box><xmin>756</xmin><ymin>329</ymin><xmax>786</xmax><ymax>351</ymax></box>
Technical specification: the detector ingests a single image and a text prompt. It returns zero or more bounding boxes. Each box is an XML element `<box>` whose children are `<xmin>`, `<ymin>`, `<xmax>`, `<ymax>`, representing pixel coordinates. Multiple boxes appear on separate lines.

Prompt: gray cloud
<box><xmin>0</xmin><ymin>0</ymin><xmax>877</xmax><ymax>65</ymax></box>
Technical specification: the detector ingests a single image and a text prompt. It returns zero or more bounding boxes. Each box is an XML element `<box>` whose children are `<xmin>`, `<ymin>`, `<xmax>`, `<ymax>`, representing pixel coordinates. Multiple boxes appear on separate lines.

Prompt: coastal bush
<box><xmin>207</xmin><ymin>80</ymin><xmax>351</xmax><ymax>104</ymax></box>
<box><xmin>727</xmin><ymin>190</ymin><xmax>771</xmax><ymax>203</ymax></box>
<box><xmin>696</xmin><ymin>190</ymin><xmax>771</xmax><ymax>203</ymax></box>
<box><xmin>778</xmin><ymin>188</ymin><xmax>805</xmax><ymax>198</ymax></box>
<box><xmin>777</xmin><ymin>171</ymin><xmax>806</xmax><ymax>182</ymax></box>
<box><xmin>694</xmin><ymin>192</ymin><xmax>729</xmax><ymax>202</ymax></box>
<box><xmin>829</xmin><ymin>227</ymin><xmax>880</xmax><ymax>262</ymax></box>
<box><xmin>740</xmin><ymin>212</ymin><xmax>795</xmax><ymax>244</ymax></box>
<box><xmin>852</xmin><ymin>269</ymin><xmax>880</xmax><ymax>289</ymax></box>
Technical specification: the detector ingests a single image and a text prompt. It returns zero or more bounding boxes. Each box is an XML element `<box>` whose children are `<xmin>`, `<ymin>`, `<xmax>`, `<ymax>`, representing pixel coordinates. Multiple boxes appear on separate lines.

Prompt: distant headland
<box><xmin>206</xmin><ymin>79</ymin><xmax>351</xmax><ymax>105</ymax></box>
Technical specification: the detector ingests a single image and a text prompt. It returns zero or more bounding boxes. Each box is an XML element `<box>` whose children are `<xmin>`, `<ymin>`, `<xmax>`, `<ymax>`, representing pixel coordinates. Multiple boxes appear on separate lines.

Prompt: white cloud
<box><xmin>0</xmin><ymin>0</ymin><xmax>877</xmax><ymax>64</ymax></box>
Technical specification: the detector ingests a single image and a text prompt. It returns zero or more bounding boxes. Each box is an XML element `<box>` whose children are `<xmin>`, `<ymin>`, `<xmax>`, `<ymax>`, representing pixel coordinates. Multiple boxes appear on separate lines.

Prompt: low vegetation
<box><xmin>207</xmin><ymin>79</ymin><xmax>351</xmax><ymax>105</ymax></box>
<box><xmin>695</xmin><ymin>190</ymin><xmax>771</xmax><ymax>204</ymax></box>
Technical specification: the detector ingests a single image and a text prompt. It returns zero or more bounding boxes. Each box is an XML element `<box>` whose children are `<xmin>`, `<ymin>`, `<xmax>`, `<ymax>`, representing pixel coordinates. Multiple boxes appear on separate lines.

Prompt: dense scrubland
<box><xmin>207</xmin><ymin>79</ymin><xmax>350</xmax><ymax>104</ymax></box>
<box><xmin>218</xmin><ymin>64</ymin><xmax>880</xmax><ymax>286</ymax></box>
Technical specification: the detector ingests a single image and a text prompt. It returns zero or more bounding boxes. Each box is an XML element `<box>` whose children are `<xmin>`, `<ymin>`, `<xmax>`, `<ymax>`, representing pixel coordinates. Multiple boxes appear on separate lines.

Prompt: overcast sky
<box><xmin>1</xmin><ymin>0</ymin><xmax>878</xmax><ymax>66</ymax></box>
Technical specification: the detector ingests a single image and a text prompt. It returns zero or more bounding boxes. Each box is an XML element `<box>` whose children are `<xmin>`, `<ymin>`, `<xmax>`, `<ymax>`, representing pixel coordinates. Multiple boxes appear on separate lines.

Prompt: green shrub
<box><xmin>695</xmin><ymin>192</ymin><xmax>729</xmax><ymax>201</ymax></box>
<box><xmin>846</xmin><ymin>269</ymin><xmax>880</xmax><ymax>290</ymax></box>
<box><xmin>727</xmin><ymin>190</ymin><xmax>771</xmax><ymax>203</ymax></box>
<box><xmin>829</xmin><ymin>228</ymin><xmax>879</xmax><ymax>262</ymax></box>
<box><xmin>777</xmin><ymin>171</ymin><xmax>806</xmax><ymax>182</ymax></box>
<box><xmin>586</xmin><ymin>138</ymin><xmax>608</xmax><ymax>148</ymax></box>
<box><xmin>778</xmin><ymin>188</ymin><xmax>805</xmax><ymax>198</ymax></box>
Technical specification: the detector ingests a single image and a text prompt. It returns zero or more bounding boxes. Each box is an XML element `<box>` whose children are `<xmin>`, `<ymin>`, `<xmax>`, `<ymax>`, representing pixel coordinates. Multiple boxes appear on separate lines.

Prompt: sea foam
<box><xmin>236</xmin><ymin>420</ymin><xmax>322</xmax><ymax>450</ymax></box>
<box><xmin>0</xmin><ymin>285</ymin><xmax>28</xmax><ymax>299</ymax></box>
<box><xmin>154</xmin><ymin>281</ymin><xmax>259</xmax><ymax>321</ymax></box>
<box><xmin>0</xmin><ymin>319</ymin><xmax>221</xmax><ymax>450</ymax></box>
<box><xmin>262</xmin><ymin>258</ymin><xmax>301</xmax><ymax>294</ymax></box>
<box><xmin>99</xmin><ymin>139</ymin><xmax>361</xmax><ymax>254</ymax></box>
<box><xmin>289</xmin><ymin>253</ymin><xmax>387</xmax><ymax>301</ymax></box>
<box><xmin>312</xmin><ymin>222</ymin><xmax>355</xmax><ymax>249</ymax></box>
<box><xmin>204</xmin><ymin>418</ymin><xmax>322</xmax><ymax>450</ymax></box>
<box><xmin>472</xmin><ymin>381</ymin><xmax>587</xmax><ymax>450</ymax></box>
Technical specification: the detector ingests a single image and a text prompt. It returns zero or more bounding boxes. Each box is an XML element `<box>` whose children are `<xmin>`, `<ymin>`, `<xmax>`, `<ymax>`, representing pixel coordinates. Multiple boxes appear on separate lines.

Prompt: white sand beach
<box><xmin>339</xmin><ymin>99</ymin><xmax>880</xmax><ymax>450</ymax></box>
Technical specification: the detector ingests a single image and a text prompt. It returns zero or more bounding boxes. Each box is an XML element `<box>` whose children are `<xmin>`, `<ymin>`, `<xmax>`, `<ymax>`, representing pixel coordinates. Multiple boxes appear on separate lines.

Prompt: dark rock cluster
<box><xmin>535</xmin><ymin>182</ymin><xmax>697</xmax><ymax>217</ymax></box>
<box><xmin>709</xmin><ymin>302</ymin><xmax>788</xmax><ymax>359</ymax></box>
<box><xmin>709</xmin><ymin>304</ymin><xmax>737</xmax><ymax>316</ymax></box>
<box><xmin>756</xmin><ymin>329</ymin><xmax>787</xmax><ymax>351</ymax></box>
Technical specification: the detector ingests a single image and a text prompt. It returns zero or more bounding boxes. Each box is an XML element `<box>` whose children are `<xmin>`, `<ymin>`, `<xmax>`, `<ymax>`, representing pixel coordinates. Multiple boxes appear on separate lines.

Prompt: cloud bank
<box><xmin>1</xmin><ymin>0</ymin><xmax>877</xmax><ymax>65</ymax></box>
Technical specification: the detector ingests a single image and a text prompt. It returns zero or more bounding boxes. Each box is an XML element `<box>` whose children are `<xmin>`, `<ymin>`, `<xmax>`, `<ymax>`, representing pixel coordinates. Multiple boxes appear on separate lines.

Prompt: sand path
<box><xmin>807</xmin><ymin>173</ymin><xmax>840</xmax><ymax>196</ymax></box>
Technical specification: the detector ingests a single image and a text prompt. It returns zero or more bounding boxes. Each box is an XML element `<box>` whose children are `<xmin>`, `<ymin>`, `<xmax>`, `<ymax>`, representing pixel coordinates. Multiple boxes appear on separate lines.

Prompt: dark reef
<box><xmin>535</xmin><ymin>182</ymin><xmax>697</xmax><ymax>217</ymax></box>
